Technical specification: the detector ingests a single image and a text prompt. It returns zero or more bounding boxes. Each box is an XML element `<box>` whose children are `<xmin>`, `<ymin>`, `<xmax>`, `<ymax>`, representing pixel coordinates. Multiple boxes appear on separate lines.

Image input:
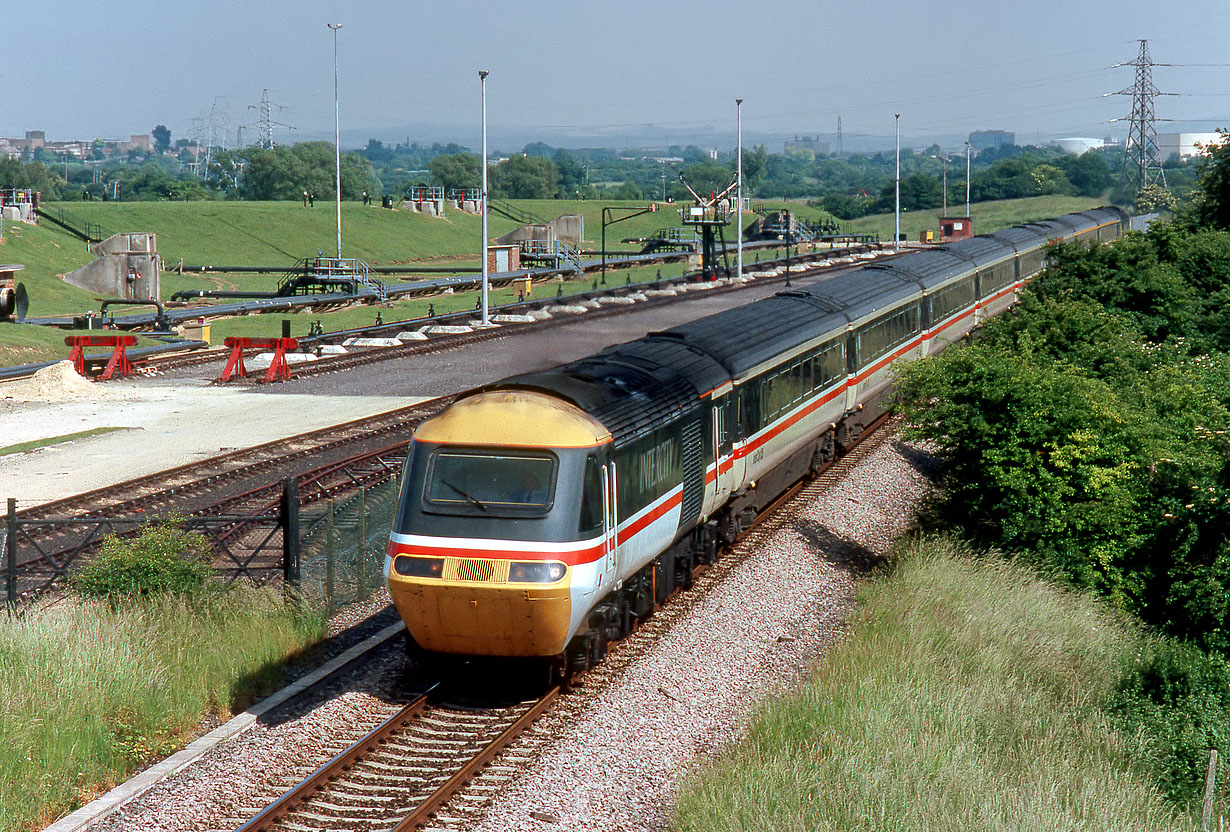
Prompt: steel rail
<box><xmin>234</xmin><ymin>691</ymin><xmax>434</xmax><ymax>832</ymax></box>
<box><xmin>234</xmin><ymin>686</ymin><xmax>558</xmax><ymax>832</ymax></box>
<box><xmin>393</xmin><ymin>688</ymin><xmax>559</xmax><ymax>831</ymax></box>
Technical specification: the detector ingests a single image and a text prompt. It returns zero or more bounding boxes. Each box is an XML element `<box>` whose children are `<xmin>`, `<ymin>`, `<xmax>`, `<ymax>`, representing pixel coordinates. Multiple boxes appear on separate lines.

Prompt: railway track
<box><xmin>139</xmin><ymin>251</ymin><xmax>879</xmax><ymax>382</ymax></box>
<box><xmin>16</xmin><ymin>398</ymin><xmax>451</xmax><ymax>522</ymax></box>
<box><xmin>229</xmin><ymin>417</ymin><xmax>903</xmax><ymax>832</ymax></box>
<box><xmin>237</xmin><ymin>687</ymin><xmax>558</xmax><ymax>832</ymax></box>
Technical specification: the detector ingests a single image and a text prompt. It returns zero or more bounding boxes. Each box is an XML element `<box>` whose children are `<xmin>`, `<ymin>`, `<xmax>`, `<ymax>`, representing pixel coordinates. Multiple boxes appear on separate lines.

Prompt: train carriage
<box><xmin>386</xmin><ymin>208</ymin><xmax>1129</xmax><ymax>677</ymax></box>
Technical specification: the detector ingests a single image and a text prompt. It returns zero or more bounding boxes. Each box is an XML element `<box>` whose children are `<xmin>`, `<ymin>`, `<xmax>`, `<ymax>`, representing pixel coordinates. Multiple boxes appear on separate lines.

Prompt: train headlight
<box><xmin>508</xmin><ymin>561</ymin><xmax>567</xmax><ymax>583</ymax></box>
<box><xmin>394</xmin><ymin>556</ymin><xmax>444</xmax><ymax>578</ymax></box>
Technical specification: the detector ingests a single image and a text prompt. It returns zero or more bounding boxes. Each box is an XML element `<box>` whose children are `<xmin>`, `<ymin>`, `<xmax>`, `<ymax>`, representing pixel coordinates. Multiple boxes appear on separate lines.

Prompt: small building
<box><xmin>487</xmin><ymin>244</ymin><xmax>521</xmax><ymax>274</ymax></box>
<box><xmin>939</xmin><ymin>217</ymin><xmax>973</xmax><ymax>243</ymax></box>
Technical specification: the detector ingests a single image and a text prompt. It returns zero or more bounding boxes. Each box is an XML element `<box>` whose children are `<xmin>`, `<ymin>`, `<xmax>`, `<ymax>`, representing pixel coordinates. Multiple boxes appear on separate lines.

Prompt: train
<box><xmin>385</xmin><ymin>207</ymin><xmax>1129</xmax><ymax>679</ymax></box>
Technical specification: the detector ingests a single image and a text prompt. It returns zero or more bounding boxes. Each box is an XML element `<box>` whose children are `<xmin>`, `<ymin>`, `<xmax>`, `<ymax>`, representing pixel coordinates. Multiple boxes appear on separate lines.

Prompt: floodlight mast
<box><xmin>479</xmin><ymin>70</ymin><xmax>489</xmax><ymax>327</ymax></box>
<box><xmin>328</xmin><ymin>23</ymin><xmax>343</xmax><ymax>260</ymax></box>
<box><xmin>736</xmin><ymin>98</ymin><xmax>743</xmax><ymax>281</ymax></box>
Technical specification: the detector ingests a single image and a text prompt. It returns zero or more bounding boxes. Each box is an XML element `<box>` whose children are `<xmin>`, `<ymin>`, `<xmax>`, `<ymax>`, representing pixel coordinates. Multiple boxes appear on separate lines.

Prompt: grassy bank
<box><xmin>0</xmin><ymin>588</ymin><xmax>324</xmax><ymax>832</ymax></box>
<box><xmin>672</xmin><ymin>537</ymin><xmax>1188</xmax><ymax>832</ymax></box>
<box><xmin>844</xmin><ymin>194</ymin><xmax>1106</xmax><ymax>242</ymax></box>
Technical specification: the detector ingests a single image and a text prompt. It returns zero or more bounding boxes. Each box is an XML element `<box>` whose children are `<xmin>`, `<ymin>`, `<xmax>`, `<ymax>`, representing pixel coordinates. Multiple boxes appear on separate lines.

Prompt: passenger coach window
<box><xmin>426</xmin><ymin>451</ymin><xmax>556</xmax><ymax>513</ymax></box>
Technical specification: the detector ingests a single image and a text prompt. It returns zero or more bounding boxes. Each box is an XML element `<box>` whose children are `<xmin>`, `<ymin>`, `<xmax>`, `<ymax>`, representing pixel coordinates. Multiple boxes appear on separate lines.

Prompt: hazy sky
<box><xmin>2</xmin><ymin>1</ymin><xmax>1228</xmax><ymax>152</ymax></box>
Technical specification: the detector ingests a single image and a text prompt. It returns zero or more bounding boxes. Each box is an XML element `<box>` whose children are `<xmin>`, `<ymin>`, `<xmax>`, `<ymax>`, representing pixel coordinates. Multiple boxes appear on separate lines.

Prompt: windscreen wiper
<box><xmin>442</xmin><ymin>479</ymin><xmax>488</xmax><ymax>511</ymax></box>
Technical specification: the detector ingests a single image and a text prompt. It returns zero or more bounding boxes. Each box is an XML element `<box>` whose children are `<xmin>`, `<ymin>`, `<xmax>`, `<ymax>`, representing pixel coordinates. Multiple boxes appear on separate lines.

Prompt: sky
<box><xmin>2</xmin><ymin>0</ymin><xmax>1229</xmax><ymax>153</ymax></box>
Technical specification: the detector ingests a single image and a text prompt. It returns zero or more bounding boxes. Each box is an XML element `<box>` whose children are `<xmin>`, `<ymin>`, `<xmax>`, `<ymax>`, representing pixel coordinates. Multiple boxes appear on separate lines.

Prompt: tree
<box><xmin>152</xmin><ymin>125</ymin><xmax>171</xmax><ymax>154</ymax></box>
<box><xmin>740</xmin><ymin>145</ymin><xmax>768</xmax><ymax>190</ymax></box>
<box><xmin>489</xmin><ymin>155</ymin><xmax>559</xmax><ymax>199</ymax></box>
<box><xmin>428</xmin><ymin>152</ymin><xmax>480</xmax><ymax>193</ymax></box>
<box><xmin>237</xmin><ymin>142</ymin><xmax>378</xmax><ymax>200</ymax></box>
<box><xmin>1135</xmin><ymin>184</ymin><xmax>1177</xmax><ymax>213</ymax></box>
<box><xmin>1188</xmin><ymin>129</ymin><xmax>1230</xmax><ymax>231</ymax></box>
<box><xmin>681</xmin><ymin>159</ymin><xmax>733</xmax><ymax>199</ymax></box>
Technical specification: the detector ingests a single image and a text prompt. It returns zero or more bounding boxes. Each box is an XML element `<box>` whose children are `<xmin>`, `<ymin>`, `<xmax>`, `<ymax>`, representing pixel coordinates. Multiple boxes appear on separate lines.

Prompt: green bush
<box><xmin>68</xmin><ymin>520</ymin><xmax>214</xmax><ymax>598</ymax></box>
<box><xmin>1108</xmin><ymin>641</ymin><xmax>1230</xmax><ymax>803</ymax></box>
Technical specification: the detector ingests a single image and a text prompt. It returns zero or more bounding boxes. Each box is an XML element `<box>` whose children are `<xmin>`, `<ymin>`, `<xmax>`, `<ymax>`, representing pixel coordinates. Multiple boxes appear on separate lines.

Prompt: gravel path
<box><xmin>83</xmin><ymin>433</ymin><xmax>934</xmax><ymax>832</ymax></box>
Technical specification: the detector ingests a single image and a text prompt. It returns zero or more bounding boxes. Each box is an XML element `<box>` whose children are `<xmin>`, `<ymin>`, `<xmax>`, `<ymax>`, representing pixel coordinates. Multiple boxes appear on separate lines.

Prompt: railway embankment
<box><xmin>675</xmin><ymin>217</ymin><xmax>1230</xmax><ymax>830</ymax></box>
<box><xmin>670</xmin><ymin>537</ymin><xmax>1188</xmax><ymax>831</ymax></box>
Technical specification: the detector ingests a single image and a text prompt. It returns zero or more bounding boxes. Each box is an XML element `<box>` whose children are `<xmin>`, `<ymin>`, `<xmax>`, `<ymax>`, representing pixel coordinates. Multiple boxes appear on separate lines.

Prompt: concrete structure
<box><xmin>1157</xmin><ymin>132</ymin><xmax>1225</xmax><ymax>161</ymax></box>
<box><xmin>969</xmin><ymin>130</ymin><xmax>1015</xmax><ymax>153</ymax></box>
<box><xmin>62</xmin><ymin>232</ymin><xmax>161</xmax><ymax>300</ymax></box>
<box><xmin>495</xmin><ymin>214</ymin><xmax>584</xmax><ymax>248</ymax></box>
<box><xmin>403</xmin><ymin>185</ymin><xmax>446</xmax><ymax>216</ymax></box>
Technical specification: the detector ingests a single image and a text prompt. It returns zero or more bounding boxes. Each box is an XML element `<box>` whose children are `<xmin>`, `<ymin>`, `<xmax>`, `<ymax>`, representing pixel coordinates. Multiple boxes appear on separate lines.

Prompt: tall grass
<box><xmin>672</xmin><ymin>536</ymin><xmax>1190</xmax><ymax>832</ymax></box>
<box><xmin>0</xmin><ymin>588</ymin><xmax>324</xmax><ymax>832</ymax></box>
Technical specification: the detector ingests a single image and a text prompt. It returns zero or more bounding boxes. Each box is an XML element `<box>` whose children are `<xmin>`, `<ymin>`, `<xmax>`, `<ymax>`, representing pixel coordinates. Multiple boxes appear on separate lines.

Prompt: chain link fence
<box><xmin>297</xmin><ymin>482</ymin><xmax>399</xmax><ymax>616</ymax></box>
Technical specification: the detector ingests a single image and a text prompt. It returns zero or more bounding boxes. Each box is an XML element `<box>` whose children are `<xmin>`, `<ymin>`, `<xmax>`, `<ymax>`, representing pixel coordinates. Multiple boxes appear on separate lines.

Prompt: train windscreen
<box><xmin>425</xmin><ymin>451</ymin><xmax>556</xmax><ymax>513</ymax></box>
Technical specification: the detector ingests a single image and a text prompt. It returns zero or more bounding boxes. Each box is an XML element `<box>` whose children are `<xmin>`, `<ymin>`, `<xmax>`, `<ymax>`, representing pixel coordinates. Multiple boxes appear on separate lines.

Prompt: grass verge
<box><xmin>0</xmin><ymin>427</ymin><xmax>128</xmax><ymax>457</ymax></box>
<box><xmin>671</xmin><ymin>536</ymin><xmax>1189</xmax><ymax>832</ymax></box>
<box><xmin>844</xmin><ymin>194</ymin><xmax>1107</xmax><ymax>242</ymax></box>
<box><xmin>0</xmin><ymin>588</ymin><xmax>324</xmax><ymax>832</ymax></box>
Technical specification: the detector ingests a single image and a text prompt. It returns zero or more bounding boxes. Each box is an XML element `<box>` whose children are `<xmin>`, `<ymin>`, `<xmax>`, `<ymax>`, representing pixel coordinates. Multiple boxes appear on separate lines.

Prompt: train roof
<box><xmin>938</xmin><ymin>234</ymin><xmax>1017</xmax><ymax>266</ymax></box>
<box><xmin>1075</xmin><ymin>207</ymin><xmax>1127</xmax><ymax>227</ymax></box>
<box><xmin>803</xmin><ymin>268</ymin><xmax>918</xmax><ymax>322</ymax></box>
<box><xmin>1054</xmin><ymin>213</ymin><xmax>1098</xmax><ymax>235</ymax></box>
<box><xmin>661</xmin><ymin>293</ymin><xmax>847</xmax><ymax>377</ymax></box>
<box><xmin>987</xmin><ymin>224</ymin><xmax>1048</xmax><ymax>252</ymax></box>
<box><xmin>488</xmin><ymin>335</ymin><xmax>728</xmax><ymax>446</ymax></box>
<box><xmin>863</xmin><ymin>249</ymin><xmax>972</xmax><ymax>289</ymax></box>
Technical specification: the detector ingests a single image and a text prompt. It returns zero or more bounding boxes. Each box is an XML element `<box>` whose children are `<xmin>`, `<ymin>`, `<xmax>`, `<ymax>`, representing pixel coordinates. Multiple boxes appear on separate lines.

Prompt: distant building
<box><xmin>968</xmin><ymin>130</ymin><xmax>1015</xmax><ymax>153</ymax></box>
<box><xmin>0</xmin><ymin>131</ymin><xmax>152</xmax><ymax>159</ymax></box>
<box><xmin>785</xmin><ymin>135</ymin><xmax>829</xmax><ymax>155</ymax></box>
<box><xmin>1156</xmin><ymin>132</ymin><xmax>1225</xmax><ymax>161</ymax></box>
<box><xmin>1053</xmin><ymin>137</ymin><xmax>1104</xmax><ymax>155</ymax></box>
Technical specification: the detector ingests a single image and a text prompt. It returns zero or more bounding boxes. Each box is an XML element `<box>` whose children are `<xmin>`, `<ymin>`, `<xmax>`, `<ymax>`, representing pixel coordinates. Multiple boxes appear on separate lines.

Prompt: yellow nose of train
<box><xmin>386</xmin><ymin>390</ymin><xmax>613</xmax><ymax>657</ymax></box>
<box><xmin>388</xmin><ymin>556</ymin><xmax>573</xmax><ymax>656</ymax></box>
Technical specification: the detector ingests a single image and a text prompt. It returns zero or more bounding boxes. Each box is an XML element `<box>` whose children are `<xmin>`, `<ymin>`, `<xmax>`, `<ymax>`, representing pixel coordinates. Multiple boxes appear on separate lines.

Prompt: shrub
<box><xmin>68</xmin><ymin>520</ymin><xmax>214</xmax><ymax>598</ymax></box>
<box><xmin>1107</xmin><ymin>641</ymin><xmax>1230</xmax><ymax>804</ymax></box>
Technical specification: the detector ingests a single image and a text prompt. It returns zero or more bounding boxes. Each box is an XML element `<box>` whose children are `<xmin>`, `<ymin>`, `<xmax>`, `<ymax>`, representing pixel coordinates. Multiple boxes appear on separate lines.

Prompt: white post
<box><xmin>736</xmin><ymin>97</ymin><xmax>744</xmax><ymax>281</ymax></box>
<box><xmin>894</xmin><ymin>114</ymin><xmax>901</xmax><ymax>252</ymax></box>
<box><xmin>479</xmin><ymin>70</ymin><xmax>490</xmax><ymax>327</ymax></box>
<box><xmin>965</xmin><ymin>141</ymin><xmax>972</xmax><ymax>218</ymax></box>
<box><xmin>328</xmin><ymin>23</ymin><xmax>343</xmax><ymax>261</ymax></box>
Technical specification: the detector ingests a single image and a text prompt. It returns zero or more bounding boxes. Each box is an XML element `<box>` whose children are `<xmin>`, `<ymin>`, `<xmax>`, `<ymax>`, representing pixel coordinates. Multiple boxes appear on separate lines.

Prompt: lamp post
<box><xmin>736</xmin><ymin>97</ymin><xmax>743</xmax><ymax>281</ymax></box>
<box><xmin>965</xmin><ymin>141</ymin><xmax>971</xmax><ymax>218</ymax></box>
<box><xmin>479</xmin><ymin>70</ymin><xmax>489</xmax><ymax>327</ymax></box>
<box><xmin>894</xmin><ymin>113</ymin><xmax>901</xmax><ymax>252</ymax></box>
<box><xmin>932</xmin><ymin>154</ymin><xmax>948</xmax><ymax>216</ymax></box>
<box><xmin>328</xmin><ymin>22</ymin><xmax>343</xmax><ymax>260</ymax></box>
